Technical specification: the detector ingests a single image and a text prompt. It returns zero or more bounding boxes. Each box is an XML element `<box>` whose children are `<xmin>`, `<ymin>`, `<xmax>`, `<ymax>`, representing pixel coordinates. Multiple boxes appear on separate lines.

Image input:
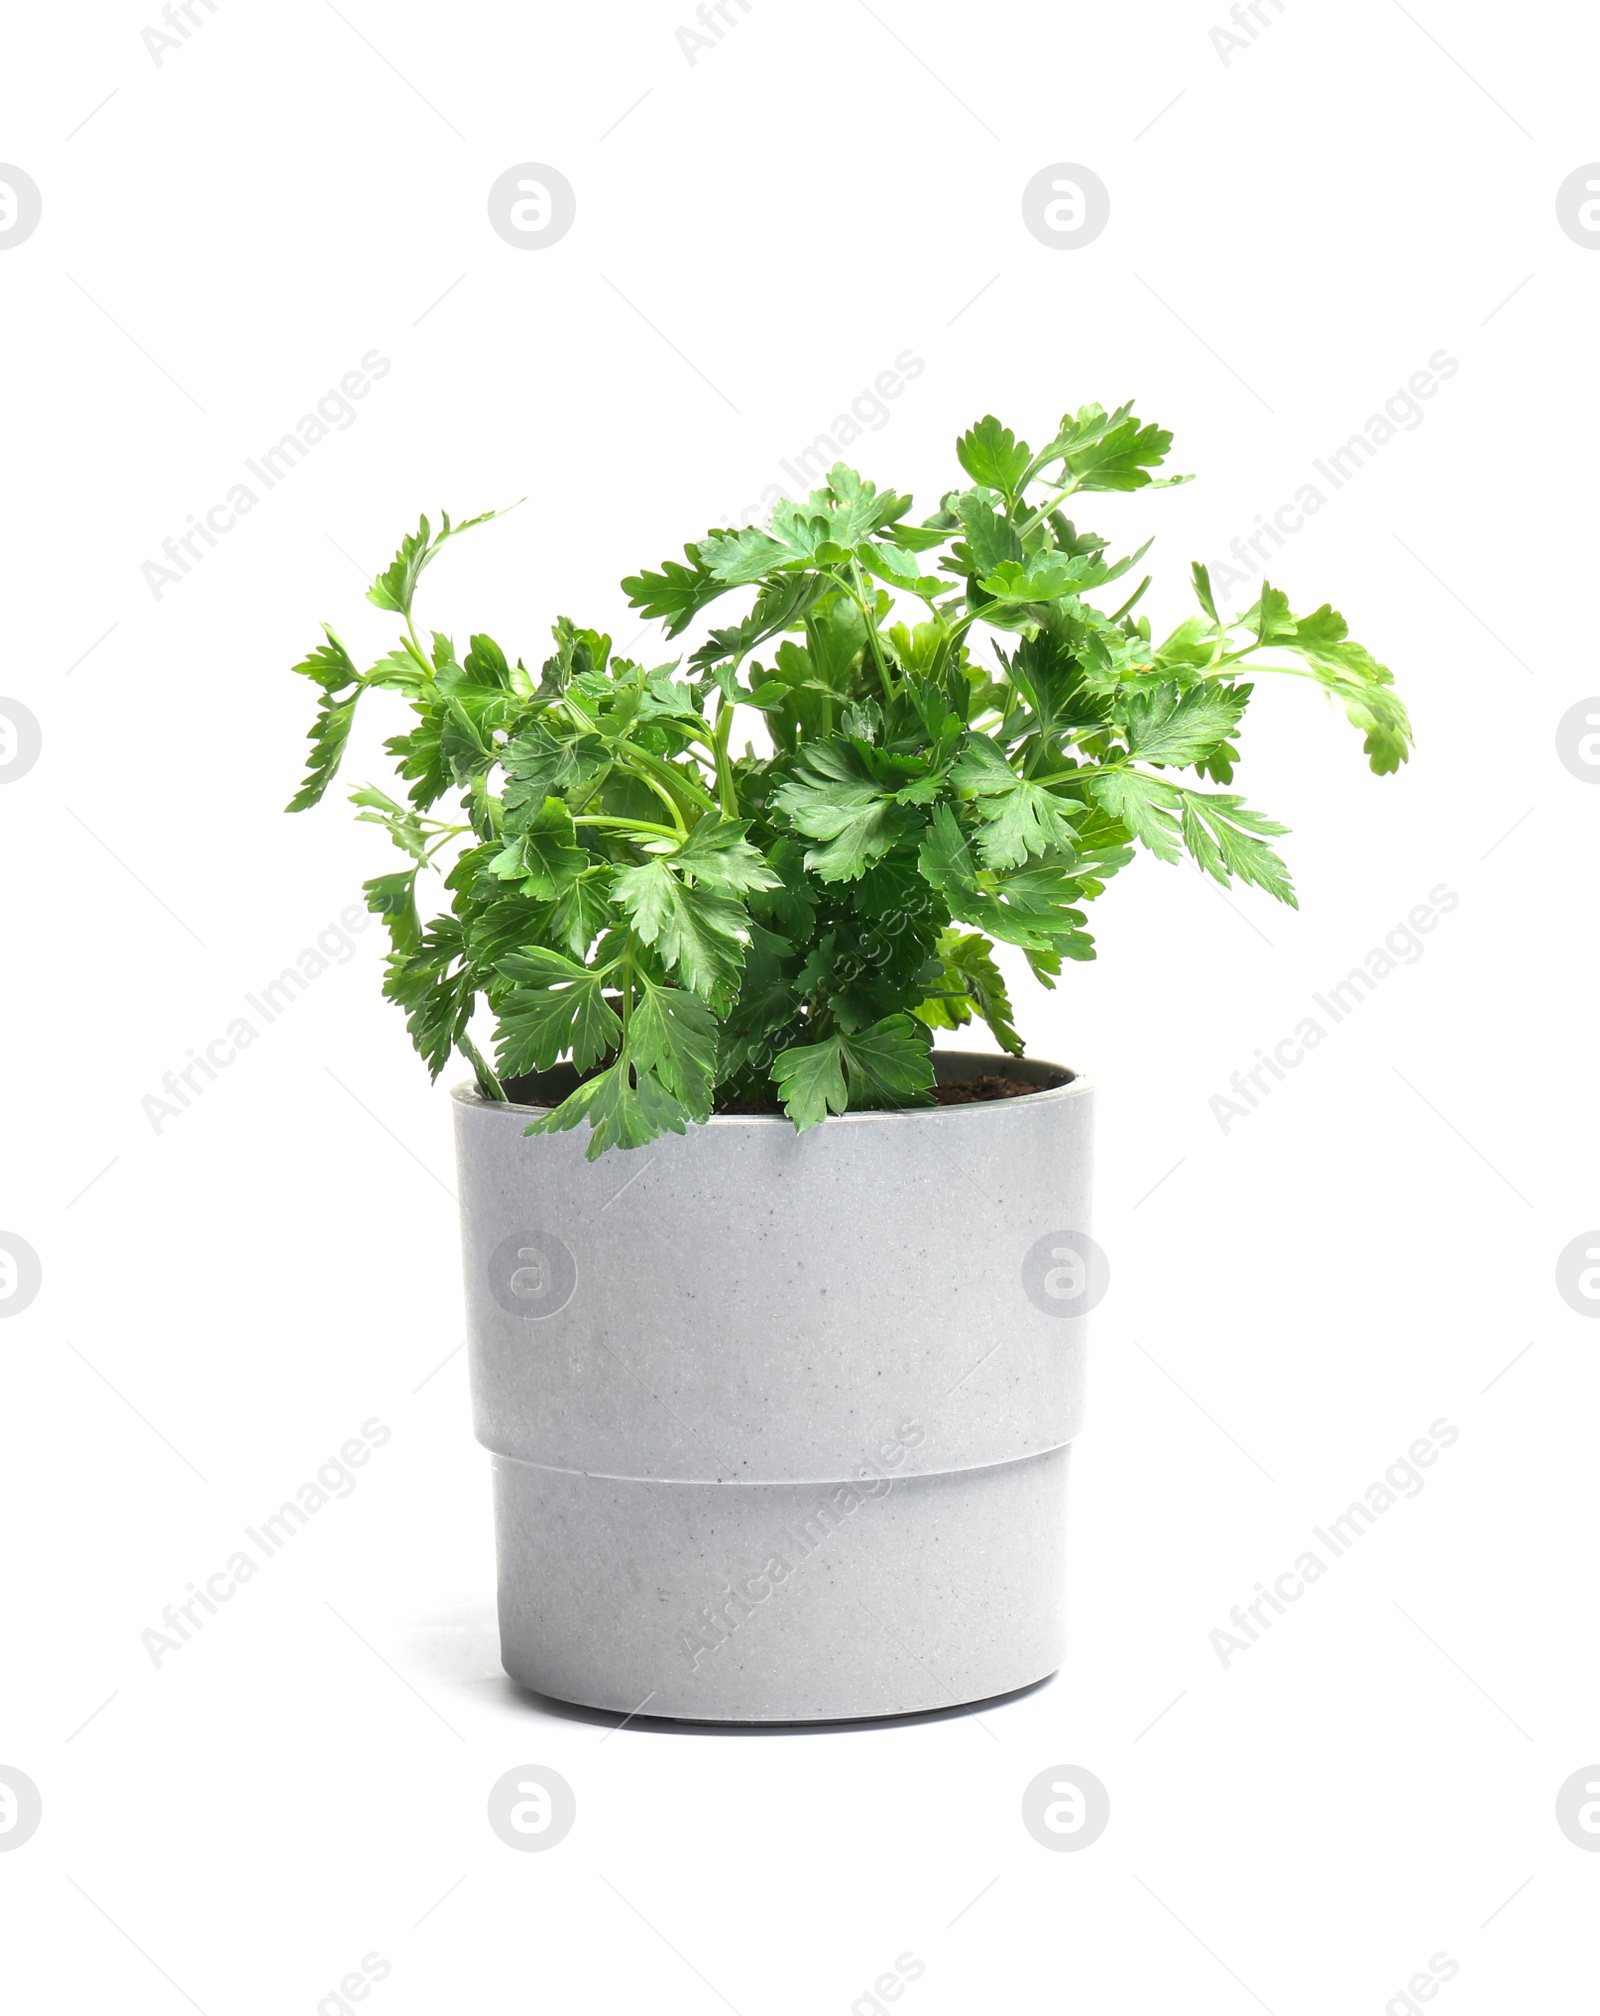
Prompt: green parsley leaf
<box><xmin>772</xmin><ymin>741</ymin><xmax>920</xmax><ymax>881</ymax></box>
<box><xmin>628</xmin><ymin>976</ymin><xmax>718</xmax><ymax>1119</ymax></box>
<box><xmin>488</xmin><ymin>797</ymin><xmax>589</xmax><ymax>898</ymax></box>
<box><xmin>840</xmin><ymin>1015</ymin><xmax>935</xmax><ymax>1108</ymax></box>
<box><xmin>367</xmin><ymin>507</ymin><xmax>508</xmax><ymax>618</ymax></box>
<box><xmin>382</xmin><ymin>918</ymin><xmax>477</xmax><ymax>1079</ymax></box>
<box><xmin>913</xmin><ymin>928</ymin><xmax>1022</xmax><ymax>1054</ymax></box>
<box><xmin>621</xmin><ymin>545</ymin><xmax>733</xmax><ymax>636</ymax></box>
<box><xmin>1120</xmin><ymin>682</ymin><xmax>1247</xmax><ymax>767</ymax></box>
<box><xmin>771</xmin><ymin>1013</ymin><xmax>933</xmax><ymax>1130</ymax></box>
<box><xmin>363</xmin><ymin>870</ymin><xmax>422</xmax><ymax>956</ymax></box>
<box><xmin>668</xmin><ymin>817</ymin><xmax>783</xmax><ymax>896</ymax></box>
<box><xmin>494</xmin><ymin>947</ymin><xmax>622</xmax><ymax>1077</ymax></box>
<box><xmin>1030</xmin><ymin>401</ymin><xmax>1188</xmax><ymax>493</ymax></box>
<box><xmin>1235</xmin><ymin>583</ymin><xmax>1413</xmax><ymax>774</ymax></box>
<box><xmin>954</xmin><ymin>491</ymin><xmax>1023</xmax><ymax>578</ymax></box>
<box><xmin>955</xmin><ymin>416</ymin><xmax>1034</xmax><ymax>500</ymax></box>
<box><xmin>610</xmin><ymin>862</ymin><xmax>751</xmax><ymax>1008</ymax></box>
<box><xmin>1089</xmin><ymin>770</ymin><xmax>1295</xmax><ymax>902</ymax></box>
<box><xmin>952</xmin><ymin>734</ymin><xmax>1082</xmax><ymax>869</ymax></box>
<box><xmin>285</xmin><ymin>627</ymin><xmax>362</xmax><ymax>811</ymax></box>
<box><xmin>769</xmin><ymin>1032</ymin><xmax>849</xmax><ymax>1131</ymax></box>
<box><xmin>524</xmin><ymin>1057</ymin><xmax>692</xmax><ymax>1160</ymax></box>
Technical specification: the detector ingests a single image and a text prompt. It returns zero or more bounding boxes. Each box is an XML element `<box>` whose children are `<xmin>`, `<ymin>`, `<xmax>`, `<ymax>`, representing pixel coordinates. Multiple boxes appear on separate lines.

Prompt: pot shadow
<box><xmin>404</xmin><ymin>1600</ymin><xmax>1057</xmax><ymax>1735</ymax></box>
<box><xmin>506</xmin><ymin>1669</ymin><xmax>1057</xmax><ymax>1737</ymax></box>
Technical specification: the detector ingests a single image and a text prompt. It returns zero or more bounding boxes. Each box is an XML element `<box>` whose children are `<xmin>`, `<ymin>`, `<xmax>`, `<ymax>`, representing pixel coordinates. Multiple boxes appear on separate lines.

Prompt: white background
<box><xmin>3</xmin><ymin>1</ymin><xmax>1598</xmax><ymax>2010</ymax></box>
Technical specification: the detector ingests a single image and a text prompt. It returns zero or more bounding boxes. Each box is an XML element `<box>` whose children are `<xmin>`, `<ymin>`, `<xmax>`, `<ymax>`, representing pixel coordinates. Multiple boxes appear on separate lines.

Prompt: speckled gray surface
<box><xmin>452</xmin><ymin>1050</ymin><xmax>1095</xmax><ymax>1723</ymax></box>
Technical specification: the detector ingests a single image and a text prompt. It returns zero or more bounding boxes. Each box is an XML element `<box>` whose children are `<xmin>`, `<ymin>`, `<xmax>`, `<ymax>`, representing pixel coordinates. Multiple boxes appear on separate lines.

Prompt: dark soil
<box><xmin>711</xmin><ymin>1074</ymin><xmax>1047</xmax><ymax>1115</ymax></box>
<box><xmin>932</xmin><ymin>1074</ymin><xmax>1045</xmax><ymax>1105</ymax></box>
<box><xmin>509</xmin><ymin>1065</ymin><xmax>1060</xmax><ymax>1116</ymax></box>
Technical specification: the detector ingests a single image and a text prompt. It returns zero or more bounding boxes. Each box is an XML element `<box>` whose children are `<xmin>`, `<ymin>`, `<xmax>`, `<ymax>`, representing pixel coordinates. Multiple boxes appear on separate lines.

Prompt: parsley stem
<box><xmin>848</xmin><ymin>563</ymin><xmax>896</xmax><ymax>707</ymax></box>
<box><xmin>626</xmin><ymin>744</ymin><xmax>718</xmax><ymax>818</ymax></box>
<box><xmin>420</xmin><ymin>823</ymin><xmax>472</xmax><ymax>862</ymax></box>
<box><xmin>928</xmin><ymin>609</ymin><xmax>980</xmax><ymax>684</ymax></box>
<box><xmin>1027</xmin><ymin>760</ymin><xmax>1125</xmax><ymax>788</ymax></box>
<box><xmin>1014</xmin><ymin>474</ymin><xmax>1083</xmax><ymax>540</ymax></box>
<box><xmin>712</xmin><ymin>703</ymin><xmax>739</xmax><ymax>817</ymax></box>
<box><xmin>403</xmin><ymin>616</ymin><xmax>431</xmax><ymax>674</ymax></box>
<box><xmin>573</xmin><ymin>814</ymin><xmax>682</xmax><ymax>839</ymax></box>
<box><xmin>634</xmin><ymin>768</ymin><xmax>691</xmax><ymax>834</ymax></box>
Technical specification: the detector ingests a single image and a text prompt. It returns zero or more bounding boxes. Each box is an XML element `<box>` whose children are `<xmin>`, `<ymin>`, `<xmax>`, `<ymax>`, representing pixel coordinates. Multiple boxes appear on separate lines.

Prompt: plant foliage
<box><xmin>287</xmin><ymin>408</ymin><xmax>1410</xmax><ymax>1156</ymax></box>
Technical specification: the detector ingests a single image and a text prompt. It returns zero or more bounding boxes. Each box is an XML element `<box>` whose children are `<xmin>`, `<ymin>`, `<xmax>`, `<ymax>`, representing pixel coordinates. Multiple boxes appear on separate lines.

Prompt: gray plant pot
<box><xmin>452</xmin><ymin>1049</ymin><xmax>1097</xmax><ymax>1724</ymax></box>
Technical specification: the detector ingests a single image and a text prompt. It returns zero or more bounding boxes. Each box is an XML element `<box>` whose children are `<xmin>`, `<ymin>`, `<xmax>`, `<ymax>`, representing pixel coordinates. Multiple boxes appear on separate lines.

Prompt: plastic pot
<box><xmin>452</xmin><ymin>1049</ymin><xmax>1096</xmax><ymax>1723</ymax></box>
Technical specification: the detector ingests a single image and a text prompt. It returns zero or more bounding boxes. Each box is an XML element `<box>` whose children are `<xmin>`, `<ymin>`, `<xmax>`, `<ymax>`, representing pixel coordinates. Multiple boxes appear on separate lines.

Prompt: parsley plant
<box><xmin>288</xmin><ymin>403</ymin><xmax>1410</xmax><ymax>1156</ymax></box>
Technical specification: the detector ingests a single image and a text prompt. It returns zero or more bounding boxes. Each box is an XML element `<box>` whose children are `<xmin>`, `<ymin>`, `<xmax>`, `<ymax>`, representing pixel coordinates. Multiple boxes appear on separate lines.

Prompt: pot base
<box><xmin>491</xmin><ymin>1444</ymin><xmax>1069</xmax><ymax>1724</ymax></box>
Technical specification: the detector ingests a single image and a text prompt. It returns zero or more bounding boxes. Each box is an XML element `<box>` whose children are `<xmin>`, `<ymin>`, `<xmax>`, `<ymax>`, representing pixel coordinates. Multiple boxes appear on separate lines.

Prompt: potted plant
<box><xmin>288</xmin><ymin>401</ymin><xmax>1410</xmax><ymax>1722</ymax></box>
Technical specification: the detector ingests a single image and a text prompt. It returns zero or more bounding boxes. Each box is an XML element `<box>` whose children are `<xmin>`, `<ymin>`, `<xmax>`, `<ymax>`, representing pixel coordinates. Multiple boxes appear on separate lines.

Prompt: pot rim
<box><xmin>452</xmin><ymin>1048</ymin><xmax>1091</xmax><ymax>1127</ymax></box>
